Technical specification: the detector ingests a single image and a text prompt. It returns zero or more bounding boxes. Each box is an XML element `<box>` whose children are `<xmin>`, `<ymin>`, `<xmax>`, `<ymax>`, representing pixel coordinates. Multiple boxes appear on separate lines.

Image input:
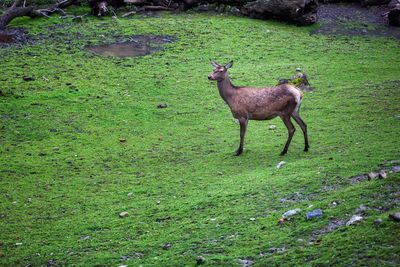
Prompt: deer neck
<box><xmin>217</xmin><ymin>77</ymin><xmax>236</xmax><ymax>104</ymax></box>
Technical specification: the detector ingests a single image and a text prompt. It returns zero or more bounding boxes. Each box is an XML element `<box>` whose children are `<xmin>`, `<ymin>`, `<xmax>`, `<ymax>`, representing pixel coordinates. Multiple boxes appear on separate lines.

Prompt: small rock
<box><xmin>282</xmin><ymin>208</ymin><xmax>301</xmax><ymax>218</ymax></box>
<box><xmin>268</xmin><ymin>125</ymin><xmax>277</xmax><ymax>130</ymax></box>
<box><xmin>119</xmin><ymin>138</ymin><xmax>126</xmax><ymax>143</ymax></box>
<box><xmin>249</xmin><ymin>217</ymin><xmax>256</xmax><ymax>221</ymax></box>
<box><xmin>267</xmin><ymin>247</ymin><xmax>286</xmax><ymax>254</ymax></box>
<box><xmin>127</xmin><ymin>192</ymin><xmax>133</xmax><ymax>197</ymax></box>
<box><xmin>162</xmin><ymin>243</ymin><xmax>172</xmax><ymax>250</ymax></box>
<box><xmin>0</xmin><ymin>251</ymin><xmax>4</xmax><ymax>257</ymax></box>
<box><xmin>306</xmin><ymin>209</ymin><xmax>323</xmax><ymax>220</ymax></box>
<box><xmin>52</xmin><ymin>147</ymin><xmax>60</xmax><ymax>151</ymax></box>
<box><xmin>355</xmin><ymin>204</ymin><xmax>369</xmax><ymax>215</ymax></box>
<box><xmin>49</xmin><ymin>128</ymin><xmax>57</xmax><ymax>133</ymax></box>
<box><xmin>196</xmin><ymin>256</ymin><xmax>206</xmax><ymax>265</ymax></box>
<box><xmin>15</xmin><ymin>242</ymin><xmax>23</xmax><ymax>246</ymax></box>
<box><xmin>346</xmin><ymin>215</ymin><xmax>363</xmax><ymax>226</ymax></box>
<box><xmin>119</xmin><ymin>212</ymin><xmax>129</xmax><ymax>218</ymax></box>
<box><xmin>278</xmin><ymin>218</ymin><xmax>285</xmax><ymax>224</ymax></box>
<box><xmin>276</xmin><ymin>161</ymin><xmax>286</xmax><ymax>169</ymax></box>
<box><xmin>80</xmin><ymin>235</ymin><xmax>90</xmax><ymax>241</ymax></box>
<box><xmin>238</xmin><ymin>259</ymin><xmax>254</xmax><ymax>267</ymax></box>
<box><xmin>374</xmin><ymin>218</ymin><xmax>383</xmax><ymax>225</ymax></box>
<box><xmin>157</xmin><ymin>103</ymin><xmax>168</xmax><ymax>108</ymax></box>
<box><xmin>368</xmin><ymin>172</ymin><xmax>378</xmax><ymax>179</ymax></box>
<box><xmin>0</xmin><ymin>214</ymin><xmax>6</xmax><ymax>219</ymax></box>
<box><xmin>393</xmin><ymin>166</ymin><xmax>400</xmax><ymax>173</ymax></box>
<box><xmin>378</xmin><ymin>170</ymin><xmax>387</xmax><ymax>179</ymax></box>
<box><xmin>23</xmin><ymin>76</ymin><xmax>35</xmax><ymax>81</ymax></box>
<box><xmin>47</xmin><ymin>259</ymin><xmax>56</xmax><ymax>266</ymax></box>
<box><xmin>330</xmin><ymin>201</ymin><xmax>338</xmax><ymax>207</ymax></box>
<box><xmin>389</xmin><ymin>212</ymin><xmax>400</xmax><ymax>222</ymax></box>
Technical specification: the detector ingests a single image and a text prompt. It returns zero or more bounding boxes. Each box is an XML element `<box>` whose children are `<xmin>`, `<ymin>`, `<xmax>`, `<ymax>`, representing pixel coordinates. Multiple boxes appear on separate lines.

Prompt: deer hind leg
<box><xmin>236</xmin><ymin>118</ymin><xmax>248</xmax><ymax>156</ymax></box>
<box><xmin>291</xmin><ymin>111</ymin><xmax>309</xmax><ymax>152</ymax></box>
<box><xmin>280</xmin><ymin>115</ymin><xmax>296</xmax><ymax>156</ymax></box>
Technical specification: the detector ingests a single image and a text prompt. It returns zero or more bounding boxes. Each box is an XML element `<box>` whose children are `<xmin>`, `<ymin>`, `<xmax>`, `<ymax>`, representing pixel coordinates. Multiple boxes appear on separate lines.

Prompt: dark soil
<box><xmin>313</xmin><ymin>3</ymin><xmax>400</xmax><ymax>39</ymax></box>
<box><xmin>0</xmin><ymin>27</ymin><xmax>32</xmax><ymax>47</ymax></box>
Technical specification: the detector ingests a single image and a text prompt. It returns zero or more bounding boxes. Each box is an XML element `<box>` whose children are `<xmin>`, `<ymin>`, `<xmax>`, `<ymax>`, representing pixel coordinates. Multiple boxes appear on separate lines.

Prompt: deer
<box><xmin>208</xmin><ymin>61</ymin><xmax>309</xmax><ymax>156</ymax></box>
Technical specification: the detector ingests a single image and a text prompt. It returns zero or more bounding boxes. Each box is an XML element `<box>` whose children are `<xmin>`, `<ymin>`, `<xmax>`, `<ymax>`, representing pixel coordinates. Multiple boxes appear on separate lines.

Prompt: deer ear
<box><xmin>225</xmin><ymin>61</ymin><xmax>233</xmax><ymax>69</ymax></box>
<box><xmin>211</xmin><ymin>61</ymin><xmax>220</xmax><ymax>68</ymax></box>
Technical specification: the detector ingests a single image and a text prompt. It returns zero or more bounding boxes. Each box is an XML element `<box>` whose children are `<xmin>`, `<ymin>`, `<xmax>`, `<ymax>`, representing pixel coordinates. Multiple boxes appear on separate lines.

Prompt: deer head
<box><xmin>208</xmin><ymin>61</ymin><xmax>233</xmax><ymax>81</ymax></box>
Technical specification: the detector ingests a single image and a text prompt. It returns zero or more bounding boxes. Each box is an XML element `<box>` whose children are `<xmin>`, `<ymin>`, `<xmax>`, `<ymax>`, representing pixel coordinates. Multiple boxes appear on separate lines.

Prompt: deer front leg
<box><xmin>280</xmin><ymin>115</ymin><xmax>296</xmax><ymax>156</ymax></box>
<box><xmin>236</xmin><ymin>118</ymin><xmax>248</xmax><ymax>156</ymax></box>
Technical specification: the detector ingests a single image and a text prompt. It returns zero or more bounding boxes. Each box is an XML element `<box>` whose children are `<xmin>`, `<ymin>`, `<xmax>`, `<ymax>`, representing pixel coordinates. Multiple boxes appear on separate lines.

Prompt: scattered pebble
<box><xmin>356</xmin><ymin>204</ymin><xmax>369</xmax><ymax>215</ymax></box>
<box><xmin>162</xmin><ymin>243</ymin><xmax>172</xmax><ymax>250</ymax></box>
<box><xmin>374</xmin><ymin>218</ymin><xmax>383</xmax><ymax>225</ymax></box>
<box><xmin>249</xmin><ymin>217</ymin><xmax>256</xmax><ymax>221</ymax></box>
<box><xmin>346</xmin><ymin>215</ymin><xmax>363</xmax><ymax>226</ymax></box>
<box><xmin>80</xmin><ymin>235</ymin><xmax>90</xmax><ymax>241</ymax></box>
<box><xmin>119</xmin><ymin>138</ymin><xmax>126</xmax><ymax>143</ymax></box>
<box><xmin>389</xmin><ymin>212</ymin><xmax>400</xmax><ymax>222</ymax></box>
<box><xmin>330</xmin><ymin>201</ymin><xmax>338</xmax><ymax>207</ymax></box>
<box><xmin>282</xmin><ymin>208</ymin><xmax>301</xmax><ymax>218</ymax></box>
<box><xmin>306</xmin><ymin>209</ymin><xmax>323</xmax><ymax>220</ymax></box>
<box><xmin>378</xmin><ymin>170</ymin><xmax>387</xmax><ymax>179</ymax></box>
<box><xmin>393</xmin><ymin>166</ymin><xmax>400</xmax><ymax>173</ymax></box>
<box><xmin>119</xmin><ymin>212</ymin><xmax>129</xmax><ymax>218</ymax></box>
<box><xmin>23</xmin><ymin>76</ymin><xmax>35</xmax><ymax>81</ymax></box>
<box><xmin>157</xmin><ymin>103</ymin><xmax>168</xmax><ymax>108</ymax></box>
<box><xmin>15</xmin><ymin>243</ymin><xmax>23</xmax><ymax>246</ymax></box>
<box><xmin>268</xmin><ymin>125</ymin><xmax>277</xmax><ymax>130</ymax></box>
<box><xmin>238</xmin><ymin>259</ymin><xmax>254</xmax><ymax>267</ymax></box>
<box><xmin>47</xmin><ymin>259</ymin><xmax>57</xmax><ymax>266</ymax></box>
<box><xmin>127</xmin><ymin>192</ymin><xmax>134</xmax><ymax>197</ymax></box>
<box><xmin>276</xmin><ymin>161</ymin><xmax>286</xmax><ymax>169</ymax></box>
<box><xmin>196</xmin><ymin>256</ymin><xmax>206</xmax><ymax>265</ymax></box>
<box><xmin>368</xmin><ymin>172</ymin><xmax>378</xmax><ymax>179</ymax></box>
<box><xmin>52</xmin><ymin>147</ymin><xmax>60</xmax><ymax>151</ymax></box>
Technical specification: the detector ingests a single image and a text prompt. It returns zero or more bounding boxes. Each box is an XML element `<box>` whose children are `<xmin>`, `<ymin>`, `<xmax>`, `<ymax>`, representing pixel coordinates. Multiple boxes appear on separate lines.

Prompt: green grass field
<box><xmin>1</xmin><ymin>8</ymin><xmax>400</xmax><ymax>266</ymax></box>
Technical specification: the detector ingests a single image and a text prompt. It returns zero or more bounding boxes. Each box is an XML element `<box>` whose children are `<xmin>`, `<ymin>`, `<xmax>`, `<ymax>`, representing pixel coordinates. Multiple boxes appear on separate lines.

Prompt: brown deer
<box><xmin>208</xmin><ymin>61</ymin><xmax>309</xmax><ymax>156</ymax></box>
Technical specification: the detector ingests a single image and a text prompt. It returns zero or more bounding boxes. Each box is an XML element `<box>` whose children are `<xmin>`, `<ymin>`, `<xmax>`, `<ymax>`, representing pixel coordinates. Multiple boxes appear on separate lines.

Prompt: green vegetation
<box><xmin>1</xmin><ymin>8</ymin><xmax>400</xmax><ymax>266</ymax></box>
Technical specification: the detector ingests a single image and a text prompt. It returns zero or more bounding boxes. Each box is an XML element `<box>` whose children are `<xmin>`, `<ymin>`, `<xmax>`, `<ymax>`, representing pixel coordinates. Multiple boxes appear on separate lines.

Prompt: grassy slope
<box><xmin>1</xmin><ymin>8</ymin><xmax>400</xmax><ymax>266</ymax></box>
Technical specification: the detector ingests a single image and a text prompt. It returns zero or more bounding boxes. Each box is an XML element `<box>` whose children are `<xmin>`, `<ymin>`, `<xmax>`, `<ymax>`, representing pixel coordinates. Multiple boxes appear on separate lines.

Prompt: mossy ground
<box><xmin>1</xmin><ymin>7</ymin><xmax>400</xmax><ymax>267</ymax></box>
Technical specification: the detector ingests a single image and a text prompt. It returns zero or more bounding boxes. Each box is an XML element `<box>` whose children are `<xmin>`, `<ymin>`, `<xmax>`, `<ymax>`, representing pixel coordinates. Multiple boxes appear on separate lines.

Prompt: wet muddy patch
<box><xmin>312</xmin><ymin>3</ymin><xmax>400</xmax><ymax>39</ymax></box>
<box><xmin>84</xmin><ymin>35</ymin><xmax>174</xmax><ymax>57</ymax></box>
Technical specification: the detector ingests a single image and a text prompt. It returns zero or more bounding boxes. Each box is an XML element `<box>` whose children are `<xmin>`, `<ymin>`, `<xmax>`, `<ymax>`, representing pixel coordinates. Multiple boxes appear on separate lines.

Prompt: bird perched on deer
<box><xmin>208</xmin><ymin>61</ymin><xmax>309</xmax><ymax>156</ymax></box>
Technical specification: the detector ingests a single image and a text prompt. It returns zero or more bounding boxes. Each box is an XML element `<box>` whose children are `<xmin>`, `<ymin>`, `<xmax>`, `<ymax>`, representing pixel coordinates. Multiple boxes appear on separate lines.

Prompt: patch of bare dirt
<box><xmin>312</xmin><ymin>3</ymin><xmax>400</xmax><ymax>39</ymax></box>
<box><xmin>0</xmin><ymin>27</ymin><xmax>33</xmax><ymax>47</ymax></box>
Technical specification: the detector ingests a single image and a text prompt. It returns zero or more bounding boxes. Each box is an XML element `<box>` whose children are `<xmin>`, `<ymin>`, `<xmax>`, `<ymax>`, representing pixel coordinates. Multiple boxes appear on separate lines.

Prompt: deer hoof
<box><xmin>304</xmin><ymin>147</ymin><xmax>309</xmax><ymax>152</ymax></box>
<box><xmin>235</xmin><ymin>149</ymin><xmax>243</xmax><ymax>156</ymax></box>
<box><xmin>280</xmin><ymin>150</ymin><xmax>287</xmax><ymax>156</ymax></box>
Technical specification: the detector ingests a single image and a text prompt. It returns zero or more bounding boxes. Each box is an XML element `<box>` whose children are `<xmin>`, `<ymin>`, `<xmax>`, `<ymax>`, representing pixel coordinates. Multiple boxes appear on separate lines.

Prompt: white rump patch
<box><xmin>288</xmin><ymin>86</ymin><xmax>302</xmax><ymax>113</ymax></box>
